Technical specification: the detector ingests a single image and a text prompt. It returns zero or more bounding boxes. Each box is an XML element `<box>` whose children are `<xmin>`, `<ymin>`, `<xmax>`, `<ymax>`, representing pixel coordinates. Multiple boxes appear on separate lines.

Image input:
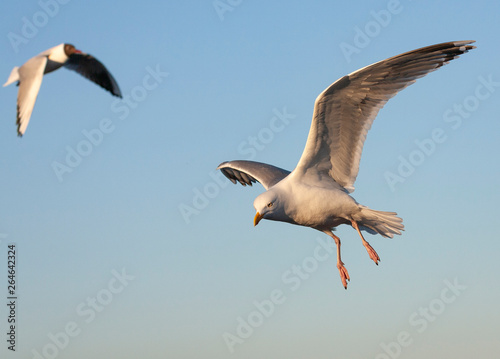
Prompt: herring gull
<box><xmin>217</xmin><ymin>41</ymin><xmax>475</xmax><ymax>289</ymax></box>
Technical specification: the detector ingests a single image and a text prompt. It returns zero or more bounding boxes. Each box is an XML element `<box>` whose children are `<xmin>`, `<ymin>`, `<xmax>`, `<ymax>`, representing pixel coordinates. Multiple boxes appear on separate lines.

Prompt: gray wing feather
<box><xmin>294</xmin><ymin>40</ymin><xmax>476</xmax><ymax>192</ymax></box>
<box><xmin>217</xmin><ymin>160</ymin><xmax>290</xmax><ymax>190</ymax></box>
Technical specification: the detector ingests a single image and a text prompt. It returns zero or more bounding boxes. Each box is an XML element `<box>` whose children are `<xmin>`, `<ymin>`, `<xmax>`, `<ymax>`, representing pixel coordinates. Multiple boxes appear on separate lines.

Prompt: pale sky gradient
<box><xmin>1</xmin><ymin>1</ymin><xmax>499</xmax><ymax>358</ymax></box>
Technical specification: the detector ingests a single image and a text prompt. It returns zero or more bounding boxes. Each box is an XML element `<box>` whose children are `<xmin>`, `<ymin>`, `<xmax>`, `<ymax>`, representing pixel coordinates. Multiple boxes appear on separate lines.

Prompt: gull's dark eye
<box><xmin>267</xmin><ymin>202</ymin><xmax>273</xmax><ymax>208</ymax></box>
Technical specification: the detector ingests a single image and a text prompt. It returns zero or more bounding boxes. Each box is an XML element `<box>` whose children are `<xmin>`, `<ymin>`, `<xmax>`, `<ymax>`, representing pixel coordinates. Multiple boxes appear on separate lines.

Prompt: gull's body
<box><xmin>217</xmin><ymin>41</ymin><xmax>475</xmax><ymax>289</ymax></box>
<box><xmin>259</xmin><ymin>173</ymin><xmax>356</xmax><ymax>228</ymax></box>
<box><xmin>3</xmin><ymin>43</ymin><xmax>122</xmax><ymax>136</ymax></box>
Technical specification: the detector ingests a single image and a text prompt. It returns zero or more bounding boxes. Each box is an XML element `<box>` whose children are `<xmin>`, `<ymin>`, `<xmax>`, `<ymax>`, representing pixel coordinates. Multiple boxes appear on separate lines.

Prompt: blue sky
<box><xmin>1</xmin><ymin>0</ymin><xmax>499</xmax><ymax>358</ymax></box>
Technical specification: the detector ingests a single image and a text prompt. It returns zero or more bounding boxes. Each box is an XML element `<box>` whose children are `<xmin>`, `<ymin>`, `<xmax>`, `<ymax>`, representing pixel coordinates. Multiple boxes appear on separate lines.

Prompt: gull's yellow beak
<box><xmin>254</xmin><ymin>212</ymin><xmax>263</xmax><ymax>226</ymax></box>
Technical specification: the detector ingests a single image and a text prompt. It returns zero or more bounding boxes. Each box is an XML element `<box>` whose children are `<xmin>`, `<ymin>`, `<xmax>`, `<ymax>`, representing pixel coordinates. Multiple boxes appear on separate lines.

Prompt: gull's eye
<box><xmin>267</xmin><ymin>202</ymin><xmax>273</xmax><ymax>208</ymax></box>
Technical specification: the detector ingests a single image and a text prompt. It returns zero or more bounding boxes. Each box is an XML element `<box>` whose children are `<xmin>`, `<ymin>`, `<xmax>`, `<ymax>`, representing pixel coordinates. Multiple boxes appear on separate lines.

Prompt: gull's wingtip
<box><xmin>216</xmin><ymin>161</ymin><xmax>228</xmax><ymax>170</ymax></box>
<box><xmin>453</xmin><ymin>40</ymin><xmax>476</xmax><ymax>51</ymax></box>
<box><xmin>112</xmin><ymin>86</ymin><xmax>123</xmax><ymax>98</ymax></box>
<box><xmin>217</xmin><ymin>163</ymin><xmax>238</xmax><ymax>185</ymax></box>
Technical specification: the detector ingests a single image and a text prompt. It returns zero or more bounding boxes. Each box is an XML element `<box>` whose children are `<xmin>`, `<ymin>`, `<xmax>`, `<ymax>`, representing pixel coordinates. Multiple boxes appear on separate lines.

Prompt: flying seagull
<box><xmin>217</xmin><ymin>41</ymin><xmax>475</xmax><ymax>289</ymax></box>
<box><xmin>3</xmin><ymin>43</ymin><xmax>122</xmax><ymax>136</ymax></box>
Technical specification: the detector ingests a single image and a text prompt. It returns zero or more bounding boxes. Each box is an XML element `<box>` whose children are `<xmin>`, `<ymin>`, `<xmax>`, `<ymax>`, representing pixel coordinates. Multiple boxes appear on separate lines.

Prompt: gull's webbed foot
<box><xmin>337</xmin><ymin>261</ymin><xmax>350</xmax><ymax>289</ymax></box>
<box><xmin>363</xmin><ymin>241</ymin><xmax>380</xmax><ymax>265</ymax></box>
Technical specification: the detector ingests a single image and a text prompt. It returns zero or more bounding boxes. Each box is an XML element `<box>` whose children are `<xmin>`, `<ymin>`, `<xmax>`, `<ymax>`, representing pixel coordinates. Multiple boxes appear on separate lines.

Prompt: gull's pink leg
<box><xmin>325</xmin><ymin>231</ymin><xmax>350</xmax><ymax>289</ymax></box>
<box><xmin>351</xmin><ymin>220</ymin><xmax>380</xmax><ymax>265</ymax></box>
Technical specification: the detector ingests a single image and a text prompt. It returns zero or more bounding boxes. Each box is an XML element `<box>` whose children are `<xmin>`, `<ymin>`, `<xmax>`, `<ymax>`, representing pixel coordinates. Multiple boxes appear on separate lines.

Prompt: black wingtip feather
<box><xmin>64</xmin><ymin>53</ymin><xmax>122</xmax><ymax>99</ymax></box>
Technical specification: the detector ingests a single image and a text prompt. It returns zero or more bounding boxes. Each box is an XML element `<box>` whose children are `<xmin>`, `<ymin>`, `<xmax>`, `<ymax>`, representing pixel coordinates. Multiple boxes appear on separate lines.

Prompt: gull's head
<box><xmin>253</xmin><ymin>190</ymin><xmax>284</xmax><ymax>226</ymax></box>
<box><xmin>64</xmin><ymin>43</ymin><xmax>81</xmax><ymax>55</ymax></box>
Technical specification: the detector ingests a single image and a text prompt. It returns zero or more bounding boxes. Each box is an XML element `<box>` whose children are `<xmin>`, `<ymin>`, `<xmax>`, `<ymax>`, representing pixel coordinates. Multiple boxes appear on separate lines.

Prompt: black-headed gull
<box><xmin>4</xmin><ymin>43</ymin><xmax>122</xmax><ymax>136</ymax></box>
<box><xmin>217</xmin><ymin>41</ymin><xmax>475</xmax><ymax>289</ymax></box>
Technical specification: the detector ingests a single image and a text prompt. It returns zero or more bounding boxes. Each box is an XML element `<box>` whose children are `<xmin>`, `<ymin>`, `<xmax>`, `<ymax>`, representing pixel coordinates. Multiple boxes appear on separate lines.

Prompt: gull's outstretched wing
<box><xmin>217</xmin><ymin>160</ymin><xmax>290</xmax><ymax>190</ymax></box>
<box><xmin>16</xmin><ymin>55</ymin><xmax>48</xmax><ymax>136</ymax></box>
<box><xmin>293</xmin><ymin>41</ymin><xmax>476</xmax><ymax>192</ymax></box>
<box><xmin>64</xmin><ymin>53</ymin><xmax>122</xmax><ymax>98</ymax></box>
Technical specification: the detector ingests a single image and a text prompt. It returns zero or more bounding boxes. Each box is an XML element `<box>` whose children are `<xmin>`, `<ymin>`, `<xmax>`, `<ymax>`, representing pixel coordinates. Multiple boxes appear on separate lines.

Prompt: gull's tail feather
<box><xmin>4</xmin><ymin>67</ymin><xmax>20</xmax><ymax>87</ymax></box>
<box><xmin>354</xmin><ymin>205</ymin><xmax>404</xmax><ymax>238</ymax></box>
